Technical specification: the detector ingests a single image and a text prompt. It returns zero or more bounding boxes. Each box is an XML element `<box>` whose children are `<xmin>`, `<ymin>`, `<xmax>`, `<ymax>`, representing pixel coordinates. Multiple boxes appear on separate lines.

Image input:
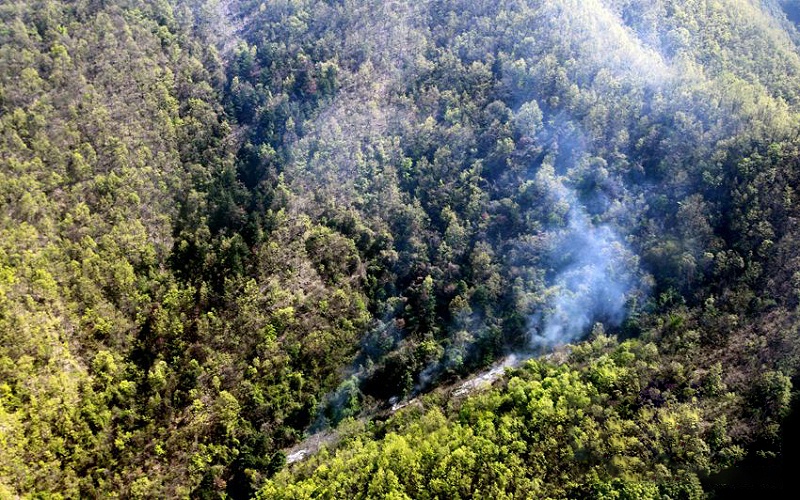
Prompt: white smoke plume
<box><xmin>530</xmin><ymin>198</ymin><xmax>643</xmax><ymax>348</ymax></box>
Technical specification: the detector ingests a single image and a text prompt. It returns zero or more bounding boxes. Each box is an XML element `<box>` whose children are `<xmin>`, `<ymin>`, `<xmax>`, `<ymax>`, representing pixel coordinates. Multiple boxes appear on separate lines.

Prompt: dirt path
<box><xmin>283</xmin><ymin>354</ymin><xmax>526</xmax><ymax>465</ymax></box>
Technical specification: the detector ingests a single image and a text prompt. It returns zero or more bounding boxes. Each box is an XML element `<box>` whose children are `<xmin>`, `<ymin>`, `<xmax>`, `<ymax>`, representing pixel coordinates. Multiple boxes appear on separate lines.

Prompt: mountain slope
<box><xmin>2</xmin><ymin>0</ymin><xmax>800</xmax><ymax>497</ymax></box>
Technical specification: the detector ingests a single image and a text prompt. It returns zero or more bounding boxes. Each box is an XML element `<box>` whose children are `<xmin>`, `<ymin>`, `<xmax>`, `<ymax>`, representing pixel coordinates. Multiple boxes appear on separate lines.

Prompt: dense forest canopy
<box><xmin>2</xmin><ymin>0</ymin><xmax>800</xmax><ymax>497</ymax></box>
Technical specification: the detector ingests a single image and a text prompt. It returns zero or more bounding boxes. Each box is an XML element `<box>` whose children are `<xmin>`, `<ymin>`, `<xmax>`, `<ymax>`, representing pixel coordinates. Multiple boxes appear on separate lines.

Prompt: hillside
<box><xmin>2</xmin><ymin>0</ymin><xmax>800</xmax><ymax>497</ymax></box>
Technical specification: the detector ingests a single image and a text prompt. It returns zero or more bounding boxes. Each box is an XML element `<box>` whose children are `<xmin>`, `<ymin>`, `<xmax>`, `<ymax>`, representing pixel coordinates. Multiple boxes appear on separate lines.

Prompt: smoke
<box><xmin>298</xmin><ymin>0</ymin><xmax>663</xmax><ymax>409</ymax></box>
<box><xmin>505</xmin><ymin>0</ymin><xmax>665</xmax><ymax>350</ymax></box>
<box><xmin>590</xmin><ymin>1</ymin><xmax>668</xmax><ymax>79</ymax></box>
<box><xmin>528</xmin><ymin>173</ymin><xmax>645</xmax><ymax>349</ymax></box>
<box><xmin>517</xmin><ymin>103</ymin><xmax>651</xmax><ymax>350</ymax></box>
<box><xmin>535</xmin><ymin>0</ymin><xmax>674</xmax><ymax>87</ymax></box>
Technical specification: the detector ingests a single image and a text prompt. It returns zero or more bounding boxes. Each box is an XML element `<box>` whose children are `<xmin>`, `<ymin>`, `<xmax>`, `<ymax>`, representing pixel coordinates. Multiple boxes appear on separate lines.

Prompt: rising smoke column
<box><xmin>516</xmin><ymin>0</ymin><xmax>667</xmax><ymax>349</ymax></box>
<box><xmin>528</xmin><ymin>174</ymin><xmax>644</xmax><ymax>349</ymax></box>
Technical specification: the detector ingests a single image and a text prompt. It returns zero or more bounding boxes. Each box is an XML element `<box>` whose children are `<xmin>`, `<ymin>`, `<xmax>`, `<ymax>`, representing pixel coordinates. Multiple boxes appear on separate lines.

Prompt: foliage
<box><xmin>260</xmin><ymin>338</ymin><xmax>742</xmax><ymax>498</ymax></box>
<box><xmin>2</xmin><ymin>0</ymin><xmax>800</xmax><ymax>497</ymax></box>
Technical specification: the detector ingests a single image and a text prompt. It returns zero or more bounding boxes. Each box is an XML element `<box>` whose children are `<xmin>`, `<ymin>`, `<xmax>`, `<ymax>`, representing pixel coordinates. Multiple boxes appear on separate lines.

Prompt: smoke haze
<box><xmin>528</xmin><ymin>175</ymin><xmax>645</xmax><ymax>348</ymax></box>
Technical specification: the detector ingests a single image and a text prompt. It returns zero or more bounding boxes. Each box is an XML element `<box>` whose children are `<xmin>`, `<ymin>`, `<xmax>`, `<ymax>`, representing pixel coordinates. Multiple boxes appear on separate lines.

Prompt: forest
<box><xmin>2</xmin><ymin>0</ymin><xmax>800</xmax><ymax>497</ymax></box>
